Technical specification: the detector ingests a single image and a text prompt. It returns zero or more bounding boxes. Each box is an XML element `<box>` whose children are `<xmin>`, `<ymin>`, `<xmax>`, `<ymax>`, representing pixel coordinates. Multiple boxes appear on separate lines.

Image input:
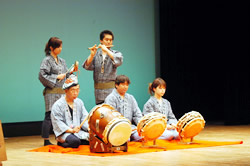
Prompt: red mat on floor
<box><xmin>28</xmin><ymin>140</ymin><xmax>243</xmax><ymax>157</ymax></box>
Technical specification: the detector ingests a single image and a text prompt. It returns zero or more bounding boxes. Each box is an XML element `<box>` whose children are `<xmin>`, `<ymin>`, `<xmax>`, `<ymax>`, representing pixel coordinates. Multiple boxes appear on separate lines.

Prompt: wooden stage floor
<box><xmin>2</xmin><ymin>125</ymin><xmax>250</xmax><ymax>166</ymax></box>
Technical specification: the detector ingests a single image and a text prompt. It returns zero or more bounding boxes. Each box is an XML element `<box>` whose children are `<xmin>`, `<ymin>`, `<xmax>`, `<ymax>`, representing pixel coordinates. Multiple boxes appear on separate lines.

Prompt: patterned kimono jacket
<box><xmin>51</xmin><ymin>97</ymin><xmax>89</xmax><ymax>142</ymax></box>
<box><xmin>104</xmin><ymin>89</ymin><xmax>142</xmax><ymax>132</ymax></box>
<box><xmin>143</xmin><ymin>96</ymin><xmax>178</xmax><ymax>125</ymax></box>
<box><xmin>82</xmin><ymin>49</ymin><xmax>123</xmax><ymax>104</ymax></box>
<box><xmin>39</xmin><ymin>54</ymin><xmax>68</xmax><ymax>112</ymax></box>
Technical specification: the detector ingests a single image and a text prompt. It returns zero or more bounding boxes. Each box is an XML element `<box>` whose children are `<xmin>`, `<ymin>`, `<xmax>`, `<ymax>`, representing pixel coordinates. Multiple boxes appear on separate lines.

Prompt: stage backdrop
<box><xmin>0</xmin><ymin>0</ymin><xmax>158</xmax><ymax>123</ymax></box>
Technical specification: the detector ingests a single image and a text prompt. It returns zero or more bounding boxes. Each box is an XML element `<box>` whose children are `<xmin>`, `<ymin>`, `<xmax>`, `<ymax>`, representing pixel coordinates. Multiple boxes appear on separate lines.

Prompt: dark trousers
<box><xmin>41</xmin><ymin>111</ymin><xmax>53</xmax><ymax>138</ymax></box>
<box><xmin>58</xmin><ymin>134</ymin><xmax>89</xmax><ymax>148</ymax></box>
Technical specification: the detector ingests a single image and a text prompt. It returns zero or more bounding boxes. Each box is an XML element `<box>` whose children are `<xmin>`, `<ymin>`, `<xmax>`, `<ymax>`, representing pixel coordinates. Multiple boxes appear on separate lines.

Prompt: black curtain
<box><xmin>158</xmin><ymin>0</ymin><xmax>249</xmax><ymax>124</ymax></box>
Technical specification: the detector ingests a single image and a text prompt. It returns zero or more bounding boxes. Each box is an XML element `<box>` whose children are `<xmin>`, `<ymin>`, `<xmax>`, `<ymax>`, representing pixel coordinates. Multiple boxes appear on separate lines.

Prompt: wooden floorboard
<box><xmin>2</xmin><ymin>125</ymin><xmax>250</xmax><ymax>166</ymax></box>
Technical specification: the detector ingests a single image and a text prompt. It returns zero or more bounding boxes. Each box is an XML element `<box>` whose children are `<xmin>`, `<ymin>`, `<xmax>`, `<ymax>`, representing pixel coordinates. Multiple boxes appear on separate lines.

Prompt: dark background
<box><xmin>159</xmin><ymin>0</ymin><xmax>249</xmax><ymax>125</ymax></box>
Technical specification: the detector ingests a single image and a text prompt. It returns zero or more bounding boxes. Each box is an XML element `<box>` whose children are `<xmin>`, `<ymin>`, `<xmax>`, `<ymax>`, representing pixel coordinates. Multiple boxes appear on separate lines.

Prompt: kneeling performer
<box><xmin>51</xmin><ymin>75</ymin><xmax>89</xmax><ymax>148</ymax></box>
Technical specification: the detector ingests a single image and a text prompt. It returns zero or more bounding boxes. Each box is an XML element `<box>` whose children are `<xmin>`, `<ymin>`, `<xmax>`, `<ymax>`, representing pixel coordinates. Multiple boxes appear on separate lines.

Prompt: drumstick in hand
<box><xmin>167</xmin><ymin>124</ymin><xmax>177</xmax><ymax>130</ymax></box>
<box><xmin>171</xmin><ymin>124</ymin><xmax>177</xmax><ymax>128</ymax></box>
<box><xmin>58</xmin><ymin>61</ymin><xmax>79</xmax><ymax>82</ymax></box>
<box><xmin>79</xmin><ymin>116</ymin><xmax>88</xmax><ymax>129</ymax></box>
<box><xmin>58</xmin><ymin>64</ymin><xmax>74</xmax><ymax>83</ymax></box>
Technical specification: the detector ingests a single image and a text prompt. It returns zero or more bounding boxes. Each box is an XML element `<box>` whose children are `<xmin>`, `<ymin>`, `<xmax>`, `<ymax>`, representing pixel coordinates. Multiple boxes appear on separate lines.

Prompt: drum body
<box><xmin>137</xmin><ymin>112</ymin><xmax>167</xmax><ymax>141</ymax></box>
<box><xmin>88</xmin><ymin>104</ymin><xmax>131</xmax><ymax>146</ymax></box>
<box><xmin>176</xmin><ymin>111</ymin><xmax>205</xmax><ymax>139</ymax></box>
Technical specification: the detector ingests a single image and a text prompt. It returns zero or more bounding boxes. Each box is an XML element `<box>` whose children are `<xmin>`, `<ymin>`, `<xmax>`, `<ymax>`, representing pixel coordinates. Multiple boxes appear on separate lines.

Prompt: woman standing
<box><xmin>39</xmin><ymin>37</ymin><xmax>76</xmax><ymax>146</ymax></box>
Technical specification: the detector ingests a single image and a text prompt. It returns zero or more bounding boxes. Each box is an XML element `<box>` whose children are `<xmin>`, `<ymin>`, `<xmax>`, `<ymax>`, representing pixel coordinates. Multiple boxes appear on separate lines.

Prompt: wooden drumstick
<box><xmin>168</xmin><ymin>123</ymin><xmax>177</xmax><ymax>129</ymax></box>
<box><xmin>68</xmin><ymin>61</ymin><xmax>79</xmax><ymax>73</ymax></box>
<box><xmin>171</xmin><ymin>124</ymin><xmax>177</xmax><ymax>128</ymax></box>
<box><xmin>73</xmin><ymin>61</ymin><xmax>79</xmax><ymax>72</ymax></box>
<box><xmin>57</xmin><ymin>65</ymin><xmax>73</xmax><ymax>83</ymax></box>
<box><xmin>79</xmin><ymin>116</ymin><xmax>88</xmax><ymax>129</ymax></box>
<box><xmin>66</xmin><ymin>64</ymin><xmax>75</xmax><ymax>73</ymax></box>
<box><xmin>58</xmin><ymin>61</ymin><xmax>79</xmax><ymax>82</ymax></box>
<box><xmin>132</xmin><ymin>128</ymin><xmax>137</xmax><ymax>132</ymax></box>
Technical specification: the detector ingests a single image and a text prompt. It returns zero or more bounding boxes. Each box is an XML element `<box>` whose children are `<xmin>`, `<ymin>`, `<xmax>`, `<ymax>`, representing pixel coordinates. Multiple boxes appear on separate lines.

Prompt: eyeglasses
<box><xmin>69</xmin><ymin>88</ymin><xmax>80</xmax><ymax>93</ymax></box>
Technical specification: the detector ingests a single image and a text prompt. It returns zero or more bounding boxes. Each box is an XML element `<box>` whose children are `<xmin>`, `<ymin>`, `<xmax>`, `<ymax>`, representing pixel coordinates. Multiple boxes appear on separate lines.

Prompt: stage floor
<box><xmin>2</xmin><ymin>125</ymin><xmax>250</xmax><ymax>166</ymax></box>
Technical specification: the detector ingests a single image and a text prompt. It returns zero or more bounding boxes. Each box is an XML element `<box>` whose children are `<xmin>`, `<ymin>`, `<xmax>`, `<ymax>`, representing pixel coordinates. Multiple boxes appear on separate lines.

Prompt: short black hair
<box><xmin>100</xmin><ymin>30</ymin><xmax>114</xmax><ymax>41</ymax></box>
<box><xmin>115</xmin><ymin>75</ymin><xmax>131</xmax><ymax>86</ymax></box>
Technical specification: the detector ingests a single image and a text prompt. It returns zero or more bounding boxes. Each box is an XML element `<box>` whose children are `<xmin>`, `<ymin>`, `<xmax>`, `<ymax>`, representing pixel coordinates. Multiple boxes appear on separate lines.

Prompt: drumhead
<box><xmin>180</xmin><ymin>118</ymin><xmax>205</xmax><ymax>138</ymax></box>
<box><xmin>177</xmin><ymin>111</ymin><xmax>205</xmax><ymax>135</ymax></box>
<box><xmin>140</xmin><ymin>118</ymin><xmax>166</xmax><ymax>141</ymax></box>
<box><xmin>107</xmin><ymin>121</ymin><xmax>131</xmax><ymax>146</ymax></box>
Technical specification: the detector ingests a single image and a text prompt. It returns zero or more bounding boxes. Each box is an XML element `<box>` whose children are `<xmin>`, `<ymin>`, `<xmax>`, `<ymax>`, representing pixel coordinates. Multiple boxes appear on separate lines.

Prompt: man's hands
<box><xmin>88</xmin><ymin>44</ymin><xmax>98</xmax><ymax>57</ymax></box>
<box><xmin>67</xmin><ymin>126</ymin><xmax>80</xmax><ymax>134</ymax></box>
<box><xmin>72</xmin><ymin>126</ymin><xmax>80</xmax><ymax>133</ymax></box>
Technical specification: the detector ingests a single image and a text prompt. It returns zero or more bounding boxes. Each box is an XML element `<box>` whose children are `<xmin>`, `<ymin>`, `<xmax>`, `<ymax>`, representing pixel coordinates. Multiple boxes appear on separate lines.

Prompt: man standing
<box><xmin>51</xmin><ymin>75</ymin><xmax>89</xmax><ymax>148</ymax></box>
<box><xmin>82</xmin><ymin>30</ymin><xmax>123</xmax><ymax>104</ymax></box>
